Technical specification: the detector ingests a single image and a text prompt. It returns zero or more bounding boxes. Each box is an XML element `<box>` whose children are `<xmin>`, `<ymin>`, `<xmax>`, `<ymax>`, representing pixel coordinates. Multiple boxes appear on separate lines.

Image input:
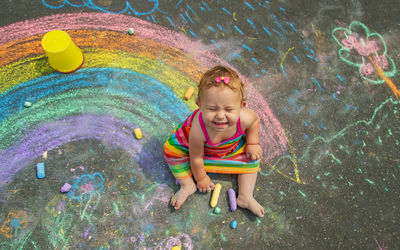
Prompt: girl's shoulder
<box><xmin>189</xmin><ymin>111</ymin><xmax>206</xmax><ymax>143</ymax></box>
<box><xmin>239</xmin><ymin>108</ymin><xmax>258</xmax><ymax>130</ymax></box>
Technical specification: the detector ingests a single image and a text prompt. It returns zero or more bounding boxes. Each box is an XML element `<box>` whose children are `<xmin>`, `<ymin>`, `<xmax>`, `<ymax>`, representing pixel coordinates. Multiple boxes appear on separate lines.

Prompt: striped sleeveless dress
<box><xmin>164</xmin><ymin>109</ymin><xmax>260</xmax><ymax>179</ymax></box>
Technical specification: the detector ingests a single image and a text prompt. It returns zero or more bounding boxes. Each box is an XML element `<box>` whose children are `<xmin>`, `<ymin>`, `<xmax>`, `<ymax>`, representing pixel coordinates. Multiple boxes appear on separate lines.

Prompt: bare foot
<box><xmin>171</xmin><ymin>181</ymin><xmax>197</xmax><ymax>210</ymax></box>
<box><xmin>237</xmin><ymin>194</ymin><xmax>265</xmax><ymax>217</ymax></box>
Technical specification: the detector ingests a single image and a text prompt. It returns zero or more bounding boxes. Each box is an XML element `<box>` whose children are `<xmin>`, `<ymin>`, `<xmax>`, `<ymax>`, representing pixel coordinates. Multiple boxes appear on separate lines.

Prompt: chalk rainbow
<box><xmin>0</xmin><ymin>13</ymin><xmax>288</xmax><ymax>186</ymax></box>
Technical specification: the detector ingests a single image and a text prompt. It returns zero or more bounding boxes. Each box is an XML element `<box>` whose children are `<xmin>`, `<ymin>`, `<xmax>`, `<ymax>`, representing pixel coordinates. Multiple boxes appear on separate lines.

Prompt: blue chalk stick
<box><xmin>36</xmin><ymin>163</ymin><xmax>45</xmax><ymax>179</ymax></box>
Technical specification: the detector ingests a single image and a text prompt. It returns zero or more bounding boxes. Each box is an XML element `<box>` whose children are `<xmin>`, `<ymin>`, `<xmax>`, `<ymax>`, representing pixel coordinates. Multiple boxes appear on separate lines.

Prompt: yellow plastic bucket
<box><xmin>41</xmin><ymin>30</ymin><xmax>84</xmax><ymax>73</ymax></box>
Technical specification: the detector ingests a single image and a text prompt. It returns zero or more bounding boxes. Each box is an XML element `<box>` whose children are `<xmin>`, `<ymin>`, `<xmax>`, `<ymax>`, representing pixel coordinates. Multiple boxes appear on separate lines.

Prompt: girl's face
<box><xmin>198</xmin><ymin>86</ymin><xmax>243</xmax><ymax>132</ymax></box>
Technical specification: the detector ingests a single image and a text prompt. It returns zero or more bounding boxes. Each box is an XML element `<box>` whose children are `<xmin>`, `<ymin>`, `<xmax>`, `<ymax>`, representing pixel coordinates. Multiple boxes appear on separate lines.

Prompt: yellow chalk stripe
<box><xmin>0</xmin><ymin>49</ymin><xmax>198</xmax><ymax>110</ymax></box>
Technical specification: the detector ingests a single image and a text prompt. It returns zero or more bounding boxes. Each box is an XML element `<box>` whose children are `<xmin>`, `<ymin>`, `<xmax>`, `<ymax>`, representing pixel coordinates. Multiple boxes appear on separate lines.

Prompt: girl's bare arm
<box><xmin>241</xmin><ymin>108</ymin><xmax>262</xmax><ymax>160</ymax></box>
<box><xmin>188</xmin><ymin>115</ymin><xmax>211</xmax><ymax>190</ymax></box>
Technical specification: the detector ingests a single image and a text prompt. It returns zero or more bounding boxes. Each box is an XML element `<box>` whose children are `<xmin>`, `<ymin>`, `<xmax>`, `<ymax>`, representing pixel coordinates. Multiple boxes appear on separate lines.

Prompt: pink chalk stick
<box><xmin>61</xmin><ymin>183</ymin><xmax>72</xmax><ymax>193</ymax></box>
<box><xmin>228</xmin><ymin>188</ymin><xmax>237</xmax><ymax>212</ymax></box>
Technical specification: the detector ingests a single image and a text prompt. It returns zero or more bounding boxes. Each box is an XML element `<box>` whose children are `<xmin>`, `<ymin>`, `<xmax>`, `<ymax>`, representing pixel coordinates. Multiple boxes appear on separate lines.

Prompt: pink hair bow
<box><xmin>215</xmin><ymin>76</ymin><xmax>230</xmax><ymax>84</ymax></box>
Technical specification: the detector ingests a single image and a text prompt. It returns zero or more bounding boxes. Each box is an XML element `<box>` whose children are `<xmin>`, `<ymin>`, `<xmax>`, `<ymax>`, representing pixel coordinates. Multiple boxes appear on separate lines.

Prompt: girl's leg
<box><xmin>237</xmin><ymin>172</ymin><xmax>265</xmax><ymax>217</ymax></box>
<box><xmin>171</xmin><ymin>177</ymin><xmax>197</xmax><ymax>210</ymax></box>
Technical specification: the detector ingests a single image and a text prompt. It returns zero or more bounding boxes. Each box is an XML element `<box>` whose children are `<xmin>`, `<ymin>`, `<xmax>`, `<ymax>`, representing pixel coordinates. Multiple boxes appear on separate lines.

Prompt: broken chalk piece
<box><xmin>210</xmin><ymin>183</ymin><xmax>222</xmax><ymax>208</ymax></box>
<box><xmin>61</xmin><ymin>183</ymin><xmax>72</xmax><ymax>193</ymax></box>
<box><xmin>171</xmin><ymin>245</ymin><xmax>181</xmax><ymax>250</ymax></box>
<box><xmin>230</xmin><ymin>220</ymin><xmax>237</xmax><ymax>229</ymax></box>
<box><xmin>128</xmin><ymin>28</ymin><xmax>134</xmax><ymax>35</ymax></box>
<box><xmin>184</xmin><ymin>86</ymin><xmax>195</xmax><ymax>100</ymax></box>
<box><xmin>228</xmin><ymin>188</ymin><xmax>237</xmax><ymax>211</ymax></box>
<box><xmin>214</xmin><ymin>207</ymin><xmax>221</xmax><ymax>214</ymax></box>
<box><xmin>24</xmin><ymin>101</ymin><xmax>32</xmax><ymax>108</ymax></box>
<box><xmin>134</xmin><ymin>128</ymin><xmax>142</xmax><ymax>139</ymax></box>
<box><xmin>36</xmin><ymin>163</ymin><xmax>45</xmax><ymax>179</ymax></box>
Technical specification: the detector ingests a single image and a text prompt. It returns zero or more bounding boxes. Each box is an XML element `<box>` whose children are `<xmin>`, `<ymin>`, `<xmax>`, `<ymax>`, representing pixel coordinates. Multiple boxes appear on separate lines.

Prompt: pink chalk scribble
<box><xmin>374</xmin><ymin>237</ymin><xmax>387</xmax><ymax>250</ymax></box>
<box><xmin>361</xmin><ymin>63</ymin><xmax>374</xmax><ymax>76</ymax></box>
<box><xmin>341</xmin><ymin>35</ymin><xmax>387</xmax><ymax>77</ymax></box>
<box><xmin>341</xmin><ymin>35</ymin><xmax>379</xmax><ymax>56</ymax></box>
<box><xmin>340</xmin><ymin>35</ymin><xmax>358</xmax><ymax>49</ymax></box>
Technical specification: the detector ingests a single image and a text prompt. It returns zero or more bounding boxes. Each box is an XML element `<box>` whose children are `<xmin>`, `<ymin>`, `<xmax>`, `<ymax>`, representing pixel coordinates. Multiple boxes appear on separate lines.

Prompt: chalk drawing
<box><xmin>43</xmin><ymin>197</ymin><xmax>74</xmax><ymax>248</ymax></box>
<box><xmin>41</xmin><ymin>0</ymin><xmax>165</xmax><ymax>16</ymax></box>
<box><xmin>0</xmin><ymin>13</ymin><xmax>288</xmax><ymax>188</ymax></box>
<box><xmin>0</xmin><ymin>210</ymin><xmax>28</xmax><ymax>239</ymax></box>
<box><xmin>154</xmin><ymin>233</ymin><xmax>193</xmax><ymax>250</ymax></box>
<box><xmin>1</xmin><ymin>0</ymin><xmax>399</xmax><ymax>248</ymax></box>
<box><xmin>332</xmin><ymin>21</ymin><xmax>398</xmax><ymax>95</ymax></box>
<box><xmin>267</xmin><ymin>97</ymin><xmax>400</xmax><ymax>187</ymax></box>
<box><xmin>68</xmin><ymin>173</ymin><xmax>105</xmax><ymax>201</ymax></box>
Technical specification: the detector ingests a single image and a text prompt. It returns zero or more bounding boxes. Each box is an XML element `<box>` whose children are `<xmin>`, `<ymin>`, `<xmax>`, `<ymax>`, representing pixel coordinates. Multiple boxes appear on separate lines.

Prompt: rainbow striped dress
<box><xmin>164</xmin><ymin>109</ymin><xmax>260</xmax><ymax>179</ymax></box>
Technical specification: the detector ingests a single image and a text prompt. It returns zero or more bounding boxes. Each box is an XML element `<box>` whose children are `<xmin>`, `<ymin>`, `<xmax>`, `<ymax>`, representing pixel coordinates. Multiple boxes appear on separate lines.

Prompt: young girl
<box><xmin>164</xmin><ymin>65</ymin><xmax>265</xmax><ymax>217</ymax></box>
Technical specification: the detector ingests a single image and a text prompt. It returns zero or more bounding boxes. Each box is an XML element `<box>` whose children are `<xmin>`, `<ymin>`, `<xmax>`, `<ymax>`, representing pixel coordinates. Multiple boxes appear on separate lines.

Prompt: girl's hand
<box><xmin>246</xmin><ymin>144</ymin><xmax>262</xmax><ymax>160</ymax></box>
<box><xmin>197</xmin><ymin>175</ymin><xmax>215</xmax><ymax>193</ymax></box>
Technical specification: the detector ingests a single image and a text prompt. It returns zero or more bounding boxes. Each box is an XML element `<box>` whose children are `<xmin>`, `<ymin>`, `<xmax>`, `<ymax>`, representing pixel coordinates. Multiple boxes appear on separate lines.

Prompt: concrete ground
<box><xmin>0</xmin><ymin>0</ymin><xmax>399</xmax><ymax>249</ymax></box>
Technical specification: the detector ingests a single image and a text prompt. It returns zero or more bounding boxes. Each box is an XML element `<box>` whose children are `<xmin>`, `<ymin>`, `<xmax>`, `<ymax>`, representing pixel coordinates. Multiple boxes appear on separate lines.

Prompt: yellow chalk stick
<box><xmin>210</xmin><ymin>183</ymin><xmax>222</xmax><ymax>208</ymax></box>
<box><xmin>134</xmin><ymin>128</ymin><xmax>142</xmax><ymax>139</ymax></box>
<box><xmin>184</xmin><ymin>86</ymin><xmax>194</xmax><ymax>100</ymax></box>
<box><xmin>171</xmin><ymin>245</ymin><xmax>181</xmax><ymax>250</ymax></box>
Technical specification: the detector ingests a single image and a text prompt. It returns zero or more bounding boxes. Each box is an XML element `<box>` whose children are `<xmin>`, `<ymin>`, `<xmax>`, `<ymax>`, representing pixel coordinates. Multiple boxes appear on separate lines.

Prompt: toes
<box><xmin>174</xmin><ymin>202</ymin><xmax>182</xmax><ymax>210</ymax></box>
<box><xmin>171</xmin><ymin>198</ymin><xmax>177</xmax><ymax>207</ymax></box>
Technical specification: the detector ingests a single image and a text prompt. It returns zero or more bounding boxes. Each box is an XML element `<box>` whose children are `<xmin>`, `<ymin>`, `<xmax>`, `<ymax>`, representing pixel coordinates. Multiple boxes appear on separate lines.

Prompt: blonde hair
<box><xmin>197</xmin><ymin>65</ymin><xmax>245</xmax><ymax>103</ymax></box>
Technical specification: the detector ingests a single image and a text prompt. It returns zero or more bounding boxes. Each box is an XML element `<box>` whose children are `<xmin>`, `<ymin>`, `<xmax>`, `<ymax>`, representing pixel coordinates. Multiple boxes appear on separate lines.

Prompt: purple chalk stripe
<box><xmin>0</xmin><ymin>113</ymin><xmax>143</xmax><ymax>187</ymax></box>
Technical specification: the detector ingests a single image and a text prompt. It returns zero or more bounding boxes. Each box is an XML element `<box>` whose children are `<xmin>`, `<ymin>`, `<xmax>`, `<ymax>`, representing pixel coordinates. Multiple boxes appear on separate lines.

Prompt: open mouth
<box><xmin>213</xmin><ymin>121</ymin><xmax>228</xmax><ymax>128</ymax></box>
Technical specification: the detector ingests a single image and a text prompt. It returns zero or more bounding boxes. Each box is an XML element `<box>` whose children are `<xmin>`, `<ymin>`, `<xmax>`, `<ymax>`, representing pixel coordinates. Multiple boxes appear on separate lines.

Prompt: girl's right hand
<box><xmin>197</xmin><ymin>175</ymin><xmax>214</xmax><ymax>193</ymax></box>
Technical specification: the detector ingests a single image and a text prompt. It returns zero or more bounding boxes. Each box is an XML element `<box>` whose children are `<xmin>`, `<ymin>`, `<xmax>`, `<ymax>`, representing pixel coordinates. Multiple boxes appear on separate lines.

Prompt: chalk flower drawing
<box><xmin>332</xmin><ymin>21</ymin><xmax>396</xmax><ymax>84</ymax></box>
<box><xmin>68</xmin><ymin>172</ymin><xmax>105</xmax><ymax>201</ymax></box>
<box><xmin>0</xmin><ymin>210</ymin><xmax>28</xmax><ymax>239</ymax></box>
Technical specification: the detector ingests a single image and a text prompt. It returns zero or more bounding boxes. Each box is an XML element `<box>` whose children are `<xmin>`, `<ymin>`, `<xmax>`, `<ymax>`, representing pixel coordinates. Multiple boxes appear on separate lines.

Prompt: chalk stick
<box><xmin>230</xmin><ymin>220</ymin><xmax>237</xmax><ymax>229</ymax></box>
<box><xmin>128</xmin><ymin>28</ymin><xmax>134</xmax><ymax>35</ymax></box>
<box><xmin>36</xmin><ymin>163</ymin><xmax>45</xmax><ymax>179</ymax></box>
<box><xmin>171</xmin><ymin>245</ymin><xmax>181</xmax><ymax>250</ymax></box>
<box><xmin>134</xmin><ymin>128</ymin><xmax>142</xmax><ymax>139</ymax></box>
<box><xmin>24</xmin><ymin>101</ymin><xmax>32</xmax><ymax>108</ymax></box>
<box><xmin>60</xmin><ymin>183</ymin><xmax>72</xmax><ymax>193</ymax></box>
<box><xmin>210</xmin><ymin>183</ymin><xmax>222</xmax><ymax>208</ymax></box>
<box><xmin>184</xmin><ymin>86</ymin><xmax>194</xmax><ymax>100</ymax></box>
<box><xmin>228</xmin><ymin>188</ymin><xmax>237</xmax><ymax>211</ymax></box>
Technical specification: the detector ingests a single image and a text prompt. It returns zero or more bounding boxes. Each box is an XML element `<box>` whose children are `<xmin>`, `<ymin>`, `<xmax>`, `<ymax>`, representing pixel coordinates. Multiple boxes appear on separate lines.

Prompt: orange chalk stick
<box><xmin>184</xmin><ymin>86</ymin><xmax>195</xmax><ymax>100</ymax></box>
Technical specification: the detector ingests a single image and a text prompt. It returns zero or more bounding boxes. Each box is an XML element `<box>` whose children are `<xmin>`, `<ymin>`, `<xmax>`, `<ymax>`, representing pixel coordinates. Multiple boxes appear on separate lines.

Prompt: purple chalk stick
<box><xmin>228</xmin><ymin>188</ymin><xmax>237</xmax><ymax>211</ymax></box>
<box><xmin>61</xmin><ymin>183</ymin><xmax>72</xmax><ymax>193</ymax></box>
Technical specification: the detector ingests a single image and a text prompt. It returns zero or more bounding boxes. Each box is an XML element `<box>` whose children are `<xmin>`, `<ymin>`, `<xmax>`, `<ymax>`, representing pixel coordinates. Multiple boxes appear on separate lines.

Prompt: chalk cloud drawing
<box><xmin>68</xmin><ymin>172</ymin><xmax>105</xmax><ymax>201</ymax></box>
<box><xmin>41</xmin><ymin>0</ymin><xmax>165</xmax><ymax>15</ymax></box>
<box><xmin>332</xmin><ymin>21</ymin><xmax>396</xmax><ymax>84</ymax></box>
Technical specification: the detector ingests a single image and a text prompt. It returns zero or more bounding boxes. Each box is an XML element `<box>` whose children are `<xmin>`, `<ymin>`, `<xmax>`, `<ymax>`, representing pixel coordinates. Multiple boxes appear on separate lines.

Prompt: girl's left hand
<box><xmin>246</xmin><ymin>144</ymin><xmax>262</xmax><ymax>160</ymax></box>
